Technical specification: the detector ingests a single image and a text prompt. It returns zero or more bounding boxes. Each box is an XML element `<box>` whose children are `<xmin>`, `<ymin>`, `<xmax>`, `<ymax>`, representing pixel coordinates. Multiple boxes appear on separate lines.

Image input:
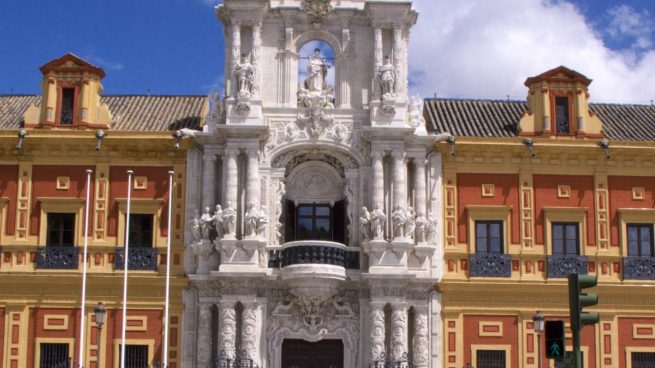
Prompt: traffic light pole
<box><xmin>572</xmin><ymin>328</ymin><xmax>581</xmax><ymax>368</ymax></box>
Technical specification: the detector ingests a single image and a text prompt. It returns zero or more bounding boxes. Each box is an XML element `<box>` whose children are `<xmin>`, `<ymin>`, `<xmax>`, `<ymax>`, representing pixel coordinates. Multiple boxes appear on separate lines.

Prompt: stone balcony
<box><xmin>35</xmin><ymin>246</ymin><xmax>79</xmax><ymax>270</ymax></box>
<box><xmin>115</xmin><ymin>247</ymin><xmax>159</xmax><ymax>271</ymax></box>
<box><xmin>623</xmin><ymin>256</ymin><xmax>655</xmax><ymax>280</ymax></box>
<box><xmin>547</xmin><ymin>255</ymin><xmax>588</xmax><ymax>278</ymax></box>
<box><xmin>469</xmin><ymin>253</ymin><xmax>512</xmax><ymax>277</ymax></box>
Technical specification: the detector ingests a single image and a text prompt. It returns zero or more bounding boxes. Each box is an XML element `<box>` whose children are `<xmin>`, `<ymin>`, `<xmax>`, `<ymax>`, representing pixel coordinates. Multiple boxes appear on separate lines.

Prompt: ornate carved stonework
<box><xmin>301</xmin><ymin>0</ymin><xmax>333</xmax><ymax>24</ymax></box>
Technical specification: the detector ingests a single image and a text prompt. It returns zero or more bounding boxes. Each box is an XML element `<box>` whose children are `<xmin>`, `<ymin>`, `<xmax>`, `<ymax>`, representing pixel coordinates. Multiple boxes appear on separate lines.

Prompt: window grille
<box><xmin>476</xmin><ymin>349</ymin><xmax>506</xmax><ymax>368</ymax></box>
<box><xmin>119</xmin><ymin>344</ymin><xmax>149</xmax><ymax>368</ymax></box>
<box><xmin>633</xmin><ymin>352</ymin><xmax>655</xmax><ymax>368</ymax></box>
<box><xmin>39</xmin><ymin>343</ymin><xmax>70</xmax><ymax>368</ymax></box>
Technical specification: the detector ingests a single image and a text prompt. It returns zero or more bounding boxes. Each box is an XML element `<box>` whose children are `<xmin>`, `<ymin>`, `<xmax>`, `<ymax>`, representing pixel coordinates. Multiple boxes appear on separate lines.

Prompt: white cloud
<box><xmin>606</xmin><ymin>5</ymin><xmax>653</xmax><ymax>52</ymax></box>
<box><xmin>85</xmin><ymin>54</ymin><xmax>124</xmax><ymax>71</ymax></box>
<box><xmin>409</xmin><ymin>0</ymin><xmax>655</xmax><ymax>104</ymax></box>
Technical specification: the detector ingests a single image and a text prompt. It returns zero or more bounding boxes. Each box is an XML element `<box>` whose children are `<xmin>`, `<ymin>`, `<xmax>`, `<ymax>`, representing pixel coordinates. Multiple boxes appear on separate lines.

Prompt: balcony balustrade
<box><xmin>547</xmin><ymin>255</ymin><xmax>588</xmax><ymax>278</ymax></box>
<box><xmin>623</xmin><ymin>256</ymin><xmax>655</xmax><ymax>280</ymax></box>
<box><xmin>115</xmin><ymin>247</ymin><xmax>158</xmax><ymax>271</ymax></box>
<box><xmin>469</xmin><ymin>253</ymin><xmax>512</xmax><ymax>277</ymax></box>
<box><xmin>35</xmin><ymin>246</ymin><xmax>79</xmax><ymax>270</ymax></box>
<box><xmin>269</xmin><ymin>241</ymin><xmax>359</xmax><ymax>269</ymax></box>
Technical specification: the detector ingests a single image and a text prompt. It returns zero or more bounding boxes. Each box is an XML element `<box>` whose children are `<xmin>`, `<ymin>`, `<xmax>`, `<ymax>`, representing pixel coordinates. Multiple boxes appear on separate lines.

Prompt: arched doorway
<box><xmin>281</xmin><ymin>339</ymin><xmax>344</xmax><ymax>368</ymax></box>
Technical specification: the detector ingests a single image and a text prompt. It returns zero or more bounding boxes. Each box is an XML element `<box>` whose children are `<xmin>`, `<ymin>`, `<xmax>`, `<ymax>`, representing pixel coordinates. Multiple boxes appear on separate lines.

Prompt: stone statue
<box><xmin>223</xmin><ymin>202</ymin><xmax>237</xmax><ymax>237</ymax></box>
<box><xmin>244</xmin><ymin>203</ymin><xmax>260</xmax><ymax>237</ymax></box>
<box><xmin>199</xmin><ymin>207</ymin><xmax>214</xmax><ymax>241</ymax></box>
<box><xmin>235</xmin><ymin>53</ymin><xmax>254</xmax><ymax>97</ymax></box>
<box><xmin>257</xmin><ymin>205</ymin><xmax>270</xmax><ymax>238</ymax></box>
<box><xmin>391</xmin><ymin>206</ymin><xmax>406</xmax><ymax>239</ymax></box>
<box><xmin>304</xmin><ymin>48</ymin><xmax>329</xmax><ymax>92</ymax></box>
<box><xmin>415</xmin><ymin>212</ymin><xmax>427</xmax><ymax>243</ymax></box>
<box><xmin>377</xmin><ymin>55</ymin><xmax>395</xmax><ymax>99</ymax></box>
<box><xmin>405</xmin><ymin>207</ymin><xmax>416</xmax><ymax>240</ymax></box>
<box><xmin>360</xmin><ymin>206</ymin><xmax>371</xmax><ymax>241</ymax></box>
<box><xmin>189</xmin><ymin>215</ymin><xmax>202</xmax><ymax>243</ymax></box>
<box><xmin>426</xmin><ymin>212</ymin><xmax>438</xmax><ymax>244</ymax></box>
<box><xmin>370</xmin><ymin>204</ymin><xmax>387</xmax><ymax>240</ymax></box>
<box><xmin>409</xmin><ymin>95</ymin><xmax>428</xmax><ymax>135</ymax></box>
<box><xmin>213</xmin><ymin>204</ymin><xmax>224</xmax><ymax>239</ymax></box>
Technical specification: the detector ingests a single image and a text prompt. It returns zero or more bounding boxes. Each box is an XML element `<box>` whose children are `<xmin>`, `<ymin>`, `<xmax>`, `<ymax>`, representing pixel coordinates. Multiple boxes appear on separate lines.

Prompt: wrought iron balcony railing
<box><xmin>269</xmin><ymin>241</ymin><xmax>359</xmax><ymax>269</ymax></box>
<box><xmin>35</xmin><ymin>246</ymin><xmax>79</xmax><ymax>270</ymax></box>
<box><xmin>623</xmin><ymin>256</ymin><xmax>655</xmax><ymax>280</ymax></box>
<box><xmin>469</xmin><ymin>253</ymin><xmax>512</xmax><ymax>277</ymax></box>
<box><xmin>547</xmin><ymin>255</ymin><xmax>588</xmax><ymax>278</ymax></box>
<box><xmin>115</xmin><ymin>247</ymin><xmax>158</xmax><ymax>271</ymax></box>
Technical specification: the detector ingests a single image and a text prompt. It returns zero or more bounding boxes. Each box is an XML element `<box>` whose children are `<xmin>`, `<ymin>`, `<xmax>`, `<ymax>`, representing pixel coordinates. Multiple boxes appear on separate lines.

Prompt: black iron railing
<box><xmin>547</xmin><ymin>255</ymin><xmax>588</xmax><ymax>278</ymax></box>
<box><xmin>372</xmin><ymin>352</ymin><xmax>414</xmax><ymax>368</ymax></box>
<box><xmin>469</xmin><ymin>253</ymin><xmax>512</xmax><ymax>277</ymax></box>
<box><xmin>115</xmin><ymin>247</ymin><xmax>158</xmax><ymax>271</ymax></box>
<box><xmin>268</xmin><ymin>243</ymin><xmax>359</xmax><ymax>269</ymax></box>
<box><xmin>623</xmin><ymin>256</ymin><xmax>655</xmax><ymax>280</ymax></box>
<box><xmin>35</xmin><ymin>246</ymin><xmax>79</xmax><ymax>270</ymax></box>
<box><xmin>211</xmin><ymin>350</ymin><xmax>258</xmax><ymax>368</ymax></box>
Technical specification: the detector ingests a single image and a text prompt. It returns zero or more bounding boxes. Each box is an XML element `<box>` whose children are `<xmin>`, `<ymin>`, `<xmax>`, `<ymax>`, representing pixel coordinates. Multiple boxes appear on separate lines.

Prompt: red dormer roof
<box><xmin>39</xmin><ymin>53</ymin><xmax>106</xmax><ymax>79</ymax></box>
<box><xmin>524</xmin><ymin>65</ymin><xmax>592</xmax><ymax>87</ymax></box>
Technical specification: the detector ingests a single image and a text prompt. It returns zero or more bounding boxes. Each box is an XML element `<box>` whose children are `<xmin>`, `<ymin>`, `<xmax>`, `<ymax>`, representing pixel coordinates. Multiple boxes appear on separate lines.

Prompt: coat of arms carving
<box><xmin>301</xmin><ymin>0</ymin><xmax>333</xmax><ymax>24</ymax></box>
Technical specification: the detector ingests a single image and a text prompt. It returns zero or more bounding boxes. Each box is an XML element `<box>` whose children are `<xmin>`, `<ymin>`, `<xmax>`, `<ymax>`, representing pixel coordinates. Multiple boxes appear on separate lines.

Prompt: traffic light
<box><xmin>545</xmin><ymin>320</ymin><xmax>565</xmax><ymax>359</ymax></box>
<box><xmin>568</xmin><ymin>273</ymin><xmax>599</xmax><ymax>332</ymax></box>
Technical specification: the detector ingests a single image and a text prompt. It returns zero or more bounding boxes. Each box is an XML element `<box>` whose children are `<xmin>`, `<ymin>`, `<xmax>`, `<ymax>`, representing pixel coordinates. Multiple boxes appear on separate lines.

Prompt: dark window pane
<box><xmin>552</xmin><ymin>223</ymin><xmax>579</xmax><ymax>255</ymax></box>
<box><xmin>40</xmin><ymin>343</ymin><xmax>69</xmax><ymax>367</ymax></box>
<box><xmin>475</xmin><ymin>221</ymin><xmax>503</xmax><ymax>254</ymax></box>
<box><xmin>298</xmin><ymin>206</ymin><xmax>312</xmax><ymax>216</ymax></box>
<box><xmin>60</xmin><ymin>88</ymin><xmax>75</xmax><ymax>124</ymax></box>
<box><xmin>477</xmin><ymin>349</ymin><xmax>506</xmax><ymax>368</ymax></box>
<box><xmin>627</xmin><ymin>224</ymin><xmax>654</xmax><ymax>257</ymax></box>
<box><xmin>553</xmin><ymin>224</ymin><xmax>563</xmax><ymax>241</ymax></box>
<box><xmin>296</xmin><ymin>204</ymin><xmax>334</xmax><ymax>241</ymax></box>
<box><xmin>298</xmin><ymin>218</ymin><xmax>312</xmax><ymax>231</ymax></box>
<box><xmin>490</xmin><ymin>238</ymin><xmax>502</xmax><ymax>253</ymax></box>
<box><xmin>553</xmin><ymin>238</ymin><xmax>564</xmax><ymax>255</ymax></box>
<box><xmin>555</xmin><ymin>96</ymin><xmax>570</xmax><ymax>134</ymax></box>
<box><xmin>128</xmin><ymin>214</ymin><xmax>153</xmax><ymax>248</ymax></box>
<box><xmin>628</xmin><ymin>226</ymin><xmax>639</xmax><ymax>242</ymax></box>
<box><xmin>477</xmin><ymin>222</ymin><xmax>487</xmax><ymax>237</ymax></box>
<box><xmin>629</xmin><ymin>241</ymin><xmax>639</xmax><ymax>257</ymax></box>
<box><xmin>476</xmin><ymin>237</ymin><xmax>487</xmax><ymax>253</ymax></box>
<box><xmin>47</xmin><ymin>213</ymin><xmax>76</xmax><ymax>246</ymax></box>
<box><xmin>632</xmin><ymin>351</ymin><xmax>655</xmax><ymax>368</ymax></box>
<box><xmin>489</xmin><ymin>223</ymin><xmax>501</xmax><ymax>238</ymax></box>
<box><xmin>316</xmin><ymin>206</ymin><xmax>330</xmax><ymax>216</ymax></box>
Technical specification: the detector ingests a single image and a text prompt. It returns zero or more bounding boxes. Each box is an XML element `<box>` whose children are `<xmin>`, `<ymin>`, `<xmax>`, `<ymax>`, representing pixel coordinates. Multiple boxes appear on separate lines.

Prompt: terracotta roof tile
<box><xmin>0</xmin><ymin>95</ymin><xmax>206</xmax><ymax>132</ymax></box>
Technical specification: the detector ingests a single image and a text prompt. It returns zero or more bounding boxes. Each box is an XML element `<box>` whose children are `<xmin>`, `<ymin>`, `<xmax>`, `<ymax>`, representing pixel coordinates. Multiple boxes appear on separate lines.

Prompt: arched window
<box><xmin>298</xmin><ymin>40</ymin><xmax>335</xmax><ymax>92</ymax></box>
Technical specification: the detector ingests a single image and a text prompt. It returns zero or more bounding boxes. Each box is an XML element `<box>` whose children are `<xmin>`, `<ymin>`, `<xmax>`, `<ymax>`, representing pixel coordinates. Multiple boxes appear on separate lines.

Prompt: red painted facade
<box><xmin>608</xmin><ymin>176</ymin><xmax>655</xmax><ymax>246</ymax></box>
<box><xmin>0</xmin><ymin>165</ymin><xmax>19</xmax><ymax>236</ymax></box>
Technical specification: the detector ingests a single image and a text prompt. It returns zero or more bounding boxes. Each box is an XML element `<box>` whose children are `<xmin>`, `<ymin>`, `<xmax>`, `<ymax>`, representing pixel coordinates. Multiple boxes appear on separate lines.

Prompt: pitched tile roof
<box><xmin>424</xmin><ymin>98</ymin><xmax>655</xmax><ymax>142</ymax></box>
<box><xmin>0</xmin><ymin>95</ymin><xmax>206</xmax><ymax>132</ymax></box>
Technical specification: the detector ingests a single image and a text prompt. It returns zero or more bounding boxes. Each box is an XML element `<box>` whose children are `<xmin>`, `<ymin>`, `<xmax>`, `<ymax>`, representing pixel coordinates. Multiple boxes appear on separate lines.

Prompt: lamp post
<box><xmin>94</xmin><ymin>303</ymin><xmax>107</xmax><ymax>368</ymax></box>
<box><xmin>533</xmin><ymin>311</ymin><xmax>545</xmax><ymax>368</ymax></box>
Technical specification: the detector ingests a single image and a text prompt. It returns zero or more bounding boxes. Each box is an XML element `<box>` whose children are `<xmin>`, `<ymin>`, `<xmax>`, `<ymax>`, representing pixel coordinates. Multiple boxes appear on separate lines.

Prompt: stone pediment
<box><xmin>524</xmin><ymin>65</ymin><xmax>591</xmax><ymax>87</ymax></box>
<box><xmin>39</xmin><ymin>53</ymin><xmax>105</xmax><ymax>78</ymax></box>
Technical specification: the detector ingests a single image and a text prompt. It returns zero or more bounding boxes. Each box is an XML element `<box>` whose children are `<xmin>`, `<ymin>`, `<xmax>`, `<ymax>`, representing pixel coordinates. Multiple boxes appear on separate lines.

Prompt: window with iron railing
<box><xmin>119</xmin><ymin>344</ymin><xmax>149</xmax><ymax>368</ymax></box>
<box><xmin>627</xmin><ymin>224</ymin><xmax>654</xmax><ymax>257</ymax></box>
<box><xmin>552</xmin><ymin>222</ymin><xmax>579</xmax><ymax>255</ymax></box>
<box><xmin>475</xmin><ymin>221</ymin><xmax>503</xmax><ymax>254</ymax></box>
<box><xmin>39</xmin><ymin>343</ymin><xmax>69</xmax><ymax>368</ymax></box>
<box><xmin>476</xmin><ymin>349</ymin><xmax>506</xmax><ymax>368</ymax></box>
<box><xmin>47</xmin><ymin>213</ymin><xmax>75</xmax><ymax>247</ymax></box>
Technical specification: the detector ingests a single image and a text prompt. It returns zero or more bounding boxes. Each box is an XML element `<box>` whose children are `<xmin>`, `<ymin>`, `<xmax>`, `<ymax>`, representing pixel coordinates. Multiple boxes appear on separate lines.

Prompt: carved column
<box><xmin>241</xmin><ymin>302</ymin><xmax>259</xmax><ymax>362</ymax></box>
<box><xmin>197</xmin><ymin>304</ymin><xmax>213</xmax><ymax>366</ymax></box>
<box><xmin>392</xmin><ymin>151</ymin><xmax>406</xmax><ymax>210</ymax></box>
<box><xmin>412</xmin><ymin>305</ymin><xmax>430</xmax><ymax>368</ymax></box>
<box><xmin>251</xmin><ymin>19</ymin><xmax>262</xmax><ymax>98</ymax></box>
<box><xmin>218</xmin><ymin>301</ymin><xmax>237</xmax><ymax>359</ymax></box>
<box><xmin>246</xmin><ymin>148</ymin><xmax>260</xmax><ymax>208</ymax></box>
<box><xmin>225</xmin><ymin>149</ymin><xmax>239</xmax><ymax>206</ymax></box>
<box><xmin>203</xmin><ymin>152</ymin><xmax>217</xmax><ymax>208</ymax></box>
<box><xmin>369</xmin><ymin>302</ymin><xmax>386</xmax><ymax>364</ymax></box>
<box><xmin>414</xmin><ymin>157</ymin><xmax>427</xmax><ymax>217</ymax></box>
<box><xmin>372</xmin><ymin>151</ymin><xmax>384</xmax><ymax>208</ymax></box>
<box><xmin>390</xmin><ymin>303</ymin><xmax>408</xmax><ymax>361</ymax></box>
<box><xmin>231</xmin><ymin>20</ymin><xmax>242</xmax><ymax>98</ymax></box>
<box><xmin>374</xmin><ymin>26</ymin><xmax>383</xmax><ymax>66</ymax></box>
<box><xmin>393</xmin><ymin>24</ymin><xmax>403</xmax><ymax>96</ymax></box>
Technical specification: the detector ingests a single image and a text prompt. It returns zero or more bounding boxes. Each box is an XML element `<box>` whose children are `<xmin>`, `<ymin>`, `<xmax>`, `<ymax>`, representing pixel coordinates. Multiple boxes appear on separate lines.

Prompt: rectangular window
<box><xmin>59</xmin><ymin>87</ymin><xmax>75</xmax><ymax>125</ymax></box>
<box><xmin>128</xmin><ymin>214</ymin><xmax>154</xmax><ymax>248</ymax></box>
<box><xmin>554</xmin><ymin>96</ymin><xmax>571</xmax><ymax>134</ymax></box>
<box><xmin>475</xmin><ymin>221</ymin><xmax>503</xmax><ymax>254</ymax></box>
<box><xmin>627</xmin><ymin>224</ymin><xmax>654</xmax><ymax>257</ymax></box>
<box><xmin>552</xmin><ymin>222</ymin><xmax>579</xmax><ymax>255</ymax></box>
<box><xmin>296</xmin><ymin>204</ymin><xmax>332</xmax><ymax>241</ymax></box>
<box><xmin>39</xmin><ymin>343</ymin><xmax>69</xmax><ymax>367</ymax></box>
<box><xmin>119</xmin><ymin>344</ymin><xmax>149</xmax><ymax>368</ymax></box>
<box><xmin>476</xmin><ymin>349</ymin><xmax>506</xmax><ymax>368</ymax></box>
<box><xmin>632</xmin><ymin>352</ymin><xmax>655</xmax><ymax>368</ymax></box>
<box><xmin>47</xmin><ymin>213</ymin><xmax>75</xmax><ymax>247</ymax></box>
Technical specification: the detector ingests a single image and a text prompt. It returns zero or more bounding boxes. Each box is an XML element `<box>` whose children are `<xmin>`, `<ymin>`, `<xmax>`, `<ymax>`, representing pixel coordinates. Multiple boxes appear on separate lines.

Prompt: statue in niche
<box><xmin>189</xmin><ymin>215</ymin><xmax>202</xmax><ymax>243</ymax></box>
<box><xmin>360</xmin><ymin>206</ymin><xmax>371</xmax><ymax>241</ymax></box>
<box><xmin>199</xmin><ymin>207</ymin><xmax>214</xmax><ymax>241</ymax></box>
<box><xmin>213</xmin><ymin>205</ymin><xmax>224</xmax><ymax>239</ymax></box>
<box><xmin>222</xmin><ymin>202</ymin><xmax>237</xmax><ymax>237</ymax></box>
<box><xmin>370</xmin><ymin>204</ymin><xmax>387</xmax><ymax>240</ymax></box>
<box><xmin>415</xmin><ymin>212</ymin><xmax>427</xmax><ymax>243</ymax></box>
<box><xmin>234</xmin><ymin>53</ymin><xmax>254</xmax><ymax>97</ymax></box>
<box><xmin>257</xmin><ymin>205</ymin><xmax>270</xmax><ymax>238</ymax></box>
<box><xmin>304</xmin><ymin>48</ymin><xmax>329</xmax><ymax>92</ymax></box>
<box><xmin>377</xmin><ymin>55</ymin><xmax>395</xmax><ymax>99</ymax></box>
<box><xmin>392</xmin><ymin>206</ymin><xmax>406</xmax><ymax>239</ymax></box>
<box><xmin>244</xmin><ymin>203</ymin><xmax>260</xmax><ymax>237</ymax></box>
<box><xmin>426</xmin><ymin>212</ymin><xmax>438</xmax><ymax>244</ymax></box>
<box><xmin>405</xmin><ymin>207</ymin><xmax>416</xmax><ymax>240</ymax></box>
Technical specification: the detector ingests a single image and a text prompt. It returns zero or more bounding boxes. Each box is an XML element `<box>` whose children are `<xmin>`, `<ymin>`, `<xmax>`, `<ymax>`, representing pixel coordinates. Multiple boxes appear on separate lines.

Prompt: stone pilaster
<box><xmin>393</xmin><ymin>151</ymin><xmax>406</xmax><ymax>210</ymax></box>
<box><xmin>374</xmin><ymin>26</ymin><xmax>383</xmax><ymax>67</ymax></box>
<box><xmin>390</xmin><ymin>303</ymin><xmax>408</xmax><ymax>361</ymax></box>
<box><xmin>202</xmin><ymin>152</ymin><xmax>217</xmax><ymax>208</ymax></box>
<box><xmin>231</xmin><ymin>20</ymin><xmax>242</xmax><ymax>98</ymax></box>
<box><xmin>251</xmin><ymin>19</ymin><xmax>262</xmax><ymax>98</ymax></box>
<box><xmin>412</xmin><ymin>305</ymin><xmax>430</xmax><ymax>368</ymax></box>
<box><xmin>414</xmin><ymin>157</ymin><xmax>427</xmax><ymax>217</ymax></box>
<box><xmin>393</xmin><ymin>24</ymin><xmax>403</xmax><ymax>96</ymax></box>
<box><xmin>372</xmin><ymin>151</ymin><xmax>384</xmax><ymax>208</ymax></box>
<box><xmin>218</xmin><ymin>301</ymin><xmax>237</xmax><ymax>359</ymax></box>
<box><xmin>369</xmin><ymin>302</ymin><xmax>386</xmax><ymax>364</ymax></box>
<box><xmin>197</xmin><ymin>304</ymin><xmax>213</xmax><ymax>367</ymax></box>
<box><xmin>246</xmin><ymin>148</ymin><xmax>260</xmax><ymax>208</ymax></box>
<box><xmin>225</xmin><ymin>148</ymin><xmax>239</xmax><ymax>206</ymax></box>
<box><xmin>241</xmin><ymin>302</ymin><xmax>259</xmax><ymax>363</ymax></box>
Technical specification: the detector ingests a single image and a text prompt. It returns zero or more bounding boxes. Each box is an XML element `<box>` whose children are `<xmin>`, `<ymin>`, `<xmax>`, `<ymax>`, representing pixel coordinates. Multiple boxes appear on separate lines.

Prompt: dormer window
<box><xmin>554</xmin><ymin>96</ymin><xmax>571</xmax><ymax>135</ymax></box>
<box><xmin>59</xmin><ymin>87</ymin><xmax>76</xmax><ymax>125</ymax></box>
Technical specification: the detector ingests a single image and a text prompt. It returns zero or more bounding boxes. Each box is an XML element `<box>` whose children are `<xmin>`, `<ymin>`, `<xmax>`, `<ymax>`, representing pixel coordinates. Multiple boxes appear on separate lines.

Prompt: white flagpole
<box><xmin>78</xmin><ymin>169</ymin><xmax>93</xmax><ymax>368</ymax></box>
<box><xmin>120</xmin><ymin>170</ymin><xmax>133</xmax><ymax>368</ymax></box>
<box><xmin>163</xmin><ymin>171</ymin><xmax>174</xmax><ymax>366</ymax></box>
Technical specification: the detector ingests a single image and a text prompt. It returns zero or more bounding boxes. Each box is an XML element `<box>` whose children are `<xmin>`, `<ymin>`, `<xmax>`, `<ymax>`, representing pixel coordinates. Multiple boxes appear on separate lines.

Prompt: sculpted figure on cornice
<box><xmin>360</xmin><ymin>206</ymin><xmax>371</xmax><ymax>241</ymax></box>
<box><xmin>377</xmin><ymin>55</ymin><xmax>396</xmax><ymax>100</ymax></box>
<box><xmin>370</xmin><ymin>204</ymin><xmax>387</xmax><ymax>240</ymax></box>
<box><xmin>199</xmin><ymin>207</ymin><xmax>214</xmax><ymax>241</ymax></box>
<box><xmin>235</xmin><ymin>53</ymin><xmax>254</xmax><ymax>98</ymax></box>
<box><xmin>189</xmin><ymin>215</ymin><xmax>202</xmax><ymax>244</ymax></box>
<box><xmin>223</xmin><ymin>202</ymin><xmax>237</xmax><ymax>237</ymax></box>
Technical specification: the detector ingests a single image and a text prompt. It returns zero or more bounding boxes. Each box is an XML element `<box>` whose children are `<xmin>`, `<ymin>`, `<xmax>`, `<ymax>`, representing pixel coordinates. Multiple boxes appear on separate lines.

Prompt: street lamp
<box><xmin>94</xmin><ymin>303</ymin><xmax>107</xmax><ymax>368</ymax></box>
<box><xmin>533</xmin><ymin>311</ymin><xmax>545</xmax><ymax>368</ymax></box>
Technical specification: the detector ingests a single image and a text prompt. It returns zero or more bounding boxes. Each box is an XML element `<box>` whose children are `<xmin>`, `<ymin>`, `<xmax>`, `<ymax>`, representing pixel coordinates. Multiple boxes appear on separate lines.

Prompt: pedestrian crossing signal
<box><xmin>545</xmin><ymin>320</ymin><xmax>566</xmax><ymax>359</ymax></box>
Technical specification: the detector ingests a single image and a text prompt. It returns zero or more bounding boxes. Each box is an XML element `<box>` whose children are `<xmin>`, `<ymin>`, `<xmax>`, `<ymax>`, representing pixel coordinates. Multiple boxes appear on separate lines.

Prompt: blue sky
<box><xmin>1</xmin><ymin>0</ymin><xmax>654</xmax><ymax>102</ymax></box>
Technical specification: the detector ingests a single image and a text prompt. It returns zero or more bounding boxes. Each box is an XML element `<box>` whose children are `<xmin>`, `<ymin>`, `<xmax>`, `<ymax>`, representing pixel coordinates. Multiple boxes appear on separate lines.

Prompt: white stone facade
<box><xmin>181</xmin><ymin>1</ymin><xmax>444</xmax><ymax>367</ymax></box>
